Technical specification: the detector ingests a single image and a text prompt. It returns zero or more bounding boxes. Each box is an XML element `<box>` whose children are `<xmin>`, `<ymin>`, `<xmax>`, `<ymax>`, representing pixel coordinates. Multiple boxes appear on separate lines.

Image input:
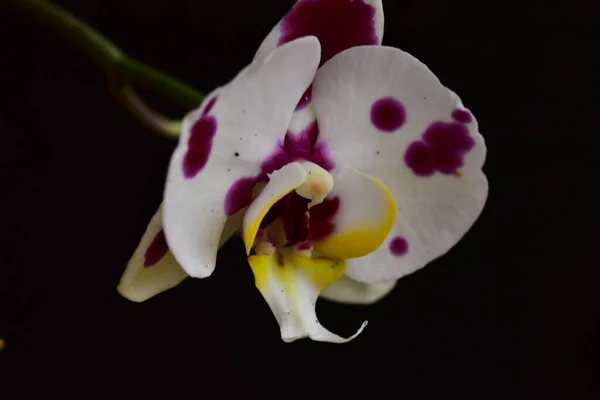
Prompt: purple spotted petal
<box><xmin>284</xmin><ymin>120</ymin><xmax>318</xmax><ymax>157</ymax></box>
<box><xmin>389</xmin><ymin>236</ymin><xmax>409</xmax><ymax>257</ymax></box>
<box><xmin>451</xmin><ymin>108</ymin><xmax>473</xmax><ymax>124</ymax></box>
<box><xmin>371</xmin><ymin>97</ymin><xmax>406</xmax><ymax>133</ymax></box>
<box><xmin>163</xmin><ymin>38</ymin><xmax>321</xmax><ymax>279</ymax></box>
<box><xmin>144</xmin><ymin>230</ymin><xmax>169</xmax><ymax>268</ymax></box>
<box><xmin>225</xmin><ymin>177</ymin><xmax>257</xmax><ymax>216</ymax></box>
<box><xmin>278</xmin><ymin>0</ymin><xmax>380</xmax><ymax>66</ymax></box>
<box><xmin>423</xmin><ymin>121</ymin><xmax>475</xmax><ymax>154</ymax></box>
<box><xmin>183</xmin><ymin>115</ymin><xmax>217</xmax><ymax>179</ymax></box>
<box><xmin>404</xmin><ymin>141</ymin><xmax>435</xmax><ymax>176</ymax></box>
<box><xmin>310</xmin><ymin>45</ymin><xmax>488</xmax><ymax>284</ymax></box>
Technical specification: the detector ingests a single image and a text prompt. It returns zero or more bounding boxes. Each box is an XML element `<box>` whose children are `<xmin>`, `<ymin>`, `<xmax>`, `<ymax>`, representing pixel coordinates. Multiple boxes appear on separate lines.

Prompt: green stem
<box><xmin>107</xmin><ymin>75</ymin><xmax>182</xmax><ymax>139</ymax></box>
<box><xmin>7</xmin><ymin>0</ymin><xmax>204</xmax><ymax>110</ymax></box>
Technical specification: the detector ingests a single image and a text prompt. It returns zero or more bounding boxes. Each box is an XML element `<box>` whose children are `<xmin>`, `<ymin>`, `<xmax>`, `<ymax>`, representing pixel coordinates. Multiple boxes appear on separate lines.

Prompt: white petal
<box><xmin>254</xmin><ymin>0</ymin><xmax>385</xmax><ymax>157</ymax></box>
<box><xmin>311</xmin><ymin>165</ymin><xmax>396</xmax><ymax>260</ymax></box>
<box><xmin>117</xmin><ymin>207</ymin><xmax>186</xmax><ymax>302</ymax></box>
<box><xmin>320</xmin><ymin>275</ymin><xmax>397</xmax><ymax>305</ymax></box>
<box><xmin>117</xmin><ymin>205</ymin><xmax>243</xmax><ymax>302</ymax></box>
<box><xmin>163</xmin><ymin>37</ymin><xmax>321</xmax><ymax>278</ymax></box>
<box><xmin>254</xmin><ymin>0</ymin><xmax>384</xmax><ymax>66</ymax></box>
<box><xmin>312</xmin><ymin>46</ymin><xmax>488</xmax><ymax>283</ymax></box>
<box><xmin>248</xmin><ymin>249</ymin><xmax>367</xmax><ymax>343</ymax></box>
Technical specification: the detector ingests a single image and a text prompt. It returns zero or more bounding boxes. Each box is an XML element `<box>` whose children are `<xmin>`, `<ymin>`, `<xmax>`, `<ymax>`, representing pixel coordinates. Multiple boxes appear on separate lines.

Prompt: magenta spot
<box><xmin>297</xmin><ymin>241</ymin><xmax>313</xmax><ymax>251</ymax></box>
<box><xmin>279</xmin><ymin>0</ymin><xmax>378</xmax><ymax>66</ymax></box>
<box><xmin>423</xmin><ymin>122</ymin><xmax>475</xmax><ymax>153</ymax></box>
<box><xmin>264</xmin><ymin>121</ymin><xmax>334</xmax><ymax>175</ymax></box>
<box><xmin>224</xmin><ymin>177</ymin><xmax>256</xmax><ymax>216</ymax></box>
<box><xmin>260</xmin><ymin>143</ymin><xmax>294</xmax><ymax>178</ymax></box>
<box><xmin>451</xmin><ymin>109</ymin><xmax>472</xmax><ymax>124</ymax></box>
<box><xmin>295</xmin><ymin>86</ymin><xmax>313</xmax><ymax>111</ymax></box>
<box><xmin>284</xmin><ymin>121</ymin><xmax>318</xmax><ymax>158</ymax></box>
<box><xmin>143</xmin><ymin>230</ymin><xmax>169</xmax><ymax>267</ymax></box>
<box><xmin>389</xmin><ymin>236</ymin><xmax>409</xmax><ymax>257</ymax></box>
<box><xmin>308</xmin><ymin>196</ymin><xmax>340</xmax><ymax>241</ymax></box>
<box><xmin>183</xmin><ymin>116</ymin><xmax>217</xmax><ymax>179</ymax></box>
<box><xmin>405</xmin><ymin>120</ymin><xmax>476</xmax><ymax>176</ymax></box>
<box><xmin>371</xmin><ymin>97</ymin><xmax>406</xmax><ymax>133</ymax></box>
<box><xmin>404</xmin><ymin>142</ymin><xmax>435</xmax><ymax>176</ymax></box>
<box><xmin>432</xmin><ymin>149</ymin><xmax>464</xmax><ymax>174</ymax></box>
<box><xmin>202</xmin><ymin>96</ymin><xmax>218</xmax><ymax>116</ymax></box>
<box><xmin>224</xmin><ymin>121</ymin><xmax>334</xmax><ymax>219</ymax></box>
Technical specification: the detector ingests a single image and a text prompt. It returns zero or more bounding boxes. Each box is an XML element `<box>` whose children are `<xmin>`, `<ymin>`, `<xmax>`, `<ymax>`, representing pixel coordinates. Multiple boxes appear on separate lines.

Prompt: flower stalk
<box><xmin>7</xmin><ymin>0</ymin><xmax>205</xmax><ymax>137</ymax></box>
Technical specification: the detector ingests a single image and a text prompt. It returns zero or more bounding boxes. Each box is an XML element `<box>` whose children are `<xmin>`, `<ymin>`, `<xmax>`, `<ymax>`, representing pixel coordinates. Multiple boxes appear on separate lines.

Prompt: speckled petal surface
<box><xmin>163</xmin><ymin>38</ymin><xmax>321</xmax><ymax>278</ymax></box>
<box><xmin>311</xmin><ymin>46</ymin><xmax>488</xmax><ymax>283</ymax></box>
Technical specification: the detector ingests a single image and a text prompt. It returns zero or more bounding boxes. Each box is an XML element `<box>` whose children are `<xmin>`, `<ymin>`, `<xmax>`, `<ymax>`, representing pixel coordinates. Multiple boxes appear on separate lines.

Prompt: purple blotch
<box><xmin>406</xmin><ymin>120</ymin><xmax>476</xmax><ymax>176</ymax></box>
<box><xmin>389</xmin><ymin>236</ymin><xmax>409</xmax><ymax>257</ymax></box>
<box><xmin>371</xmin><ymin>97</ymin><xmax>406</xmax><ymax>133</ymax></box>
<box><xmin>202</xmin><ymin>96</ymin><xmax>219</xmax><ymax>116</ymax></box>
<box><xmin>284</xmin><ymin>120</ymin><xmax>318</xmax><ymax>158</ymax></box>
<box><xmin>432</xmin><ymin>150</ymin><xmax>464</xmax><ymax>175</ymax></box>
<box><xmin>144</xmin><ymin>230</ymin><xmax>169</xmax><ymax>267</ymax></box>
<box><xmin>279</xmin><ymin>0</ymin><xmax>378</xmax><ymax>66</ymax></box>
<box><xmin>423</xmin><ymin>121</ymin><xmax>475</xmax><ymax>153</ymax></box>
<box><xmin>264</xmin><ymin>121</ymin><xmax>335</xmax><ymax>175</ymax></box>
<box><xmin>308</xmin><ymin>196</ymin><xmax>340</xmax><ymax>241</ymax></box>
<box><xmin>451</xmin><ymin>108</ymin><xmax>472</xmax><ymax>124</ymax></box>
<box><xmin>295</xmin><ymin>86</ymin><xmax>313</xmax><ymax>111</ymax></box>
<box><xmin>224</xmin><ymin>177</ymin><xmax>257</xmax><ymax>216</ymax></box>
<box><xmin>404</xmin><ymin>142</ymin><xmax>435</xmax><ymax>177</ymax></box>
<box><xmin>224</xmin><ymin>121</ymin><xmax>335</xmax><ymax>218</ymax></box>
<box><xmin>297</xmin><ymin>241</ymin><xmax>313</xmax><ymax>251</ymax></box>
<box><xmin>183</xmin><ymin>115</ymin><xmax>217</xmax><ymax>179</ymax></box>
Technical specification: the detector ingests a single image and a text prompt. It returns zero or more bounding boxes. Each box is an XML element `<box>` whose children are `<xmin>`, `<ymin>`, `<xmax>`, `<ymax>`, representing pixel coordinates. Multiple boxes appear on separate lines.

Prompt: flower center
<box><xmin>250</xmin><ymin>162</ymin><xmax>335</xmax><ymax>256</ymax></box>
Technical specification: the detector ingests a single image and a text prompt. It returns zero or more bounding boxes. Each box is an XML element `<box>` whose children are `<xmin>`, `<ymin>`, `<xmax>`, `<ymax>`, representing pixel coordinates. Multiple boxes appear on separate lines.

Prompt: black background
<box><xmin>0</xmin><ymin>0</ymin><xmax>596</xmax><ymax>398</ymax></box>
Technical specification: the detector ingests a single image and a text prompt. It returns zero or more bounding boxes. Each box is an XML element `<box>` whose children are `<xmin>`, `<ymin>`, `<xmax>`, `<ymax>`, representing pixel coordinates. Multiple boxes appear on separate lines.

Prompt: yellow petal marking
<box><xmin>313</xmin><ymin>174</ymin><xmax>396</xmax><ymax>260</ymax></box>
<box><xmin>242</xmin><ymin>163</ymin><xmax>308</xmax><ymax>255</ymax></box>
<box><xmin>247</xmin><ymin>248</ymin><xmax>365</xmax><ymax>343</ymax></box>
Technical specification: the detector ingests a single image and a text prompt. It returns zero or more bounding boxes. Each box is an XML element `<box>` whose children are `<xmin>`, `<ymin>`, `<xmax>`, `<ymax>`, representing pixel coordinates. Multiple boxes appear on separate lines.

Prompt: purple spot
<box><xmin>144</xmin><ymin>230</ymin><xmax>169</xmax><ymax>267</ymax></box>
<box><xmin>308</xmin><ymin>196</ymin><xmax>340</xmax><ymax>241</ymax></box>
<box><xmin>279</xmin><ymin>0</ymin><xmax>378</xmax><ymax>66</ymax></box>
<box><xmin>264</xmin><ymin>121</ymin><xmax>335</xmax><ymax>175</ymax></box>
<box><xmin>432</xmin><ymin>149</ymin><xmax>464</xmax><ymax>174</ymax></box>
<box><xmin>224</xmin><ymin>177</ymin><xmax>256</xmax><ymax>216</ymax></box>
<box><xmin>260</xmin><ymin>143</ymin><xmax>294</xmax><ymax>178</ymax></box>
<box><xmin>389</xmin><ymin>236</ymin><xmax>409</xmax><ymax>257</ymax></box>
<box><xmin>404</xmin><ymin>142</ymin><xmax>435</xmax><ymax>176</ymax></box>
<box><xmin>284</xmin><ymin>120</ymin><xmax>318</xmax><ymax>158</ymax></box>
<box><xmin>295</xmin><ymin>86</ymin><xmax>313</xmax><ymax>111</ymax></box>
<box><xmin>451</xmin><ymin>108</ymin><xmax>472</xmax><ymax>124</ymax></box>
<box><xmin>405</xmin><ymin>120</ymin><xmax>476</xmax><ymax>176</ymax></box>
<box><xmin>423</xmin><ymin>122</ymin><xmax>475</xmax><ymax>153</ymax></box>
<box><xmin>224</xmin><ymin>122</ymin><xmax>335</xmax><ymax>218</ymax></box>
<box><xmin>297</xmin><ymin>241</ymin><xmax>313</xmax><ymax>251</ymax></box>
<box><xmin>183</xmin><ymin>116</ymin><xmax>217</xmax><ymax>179</ymax></box>
<box><xmin>371</xmin><ymin>97</ymin><xmax>406</xmax><ymax>133</ymax></box>
<box><xmin>202</xmin><ymin>96</ymin><xmax>219</xmax><ymax>116</ymax></box>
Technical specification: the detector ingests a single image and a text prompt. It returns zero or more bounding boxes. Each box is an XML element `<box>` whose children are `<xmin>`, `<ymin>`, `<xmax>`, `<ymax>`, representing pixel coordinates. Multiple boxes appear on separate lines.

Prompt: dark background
<box><xmin>0</xmin><ymin>0</ymin><xmax>596</xmax><ymax>398</ymax></box>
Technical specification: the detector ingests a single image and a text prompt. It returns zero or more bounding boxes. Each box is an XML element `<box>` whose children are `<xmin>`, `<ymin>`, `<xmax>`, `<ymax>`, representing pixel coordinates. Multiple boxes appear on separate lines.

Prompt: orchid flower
<box><xmin>118</xmin><ymin>0</ymin><xmax>488</xmax><ymax>343</ymax></box>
